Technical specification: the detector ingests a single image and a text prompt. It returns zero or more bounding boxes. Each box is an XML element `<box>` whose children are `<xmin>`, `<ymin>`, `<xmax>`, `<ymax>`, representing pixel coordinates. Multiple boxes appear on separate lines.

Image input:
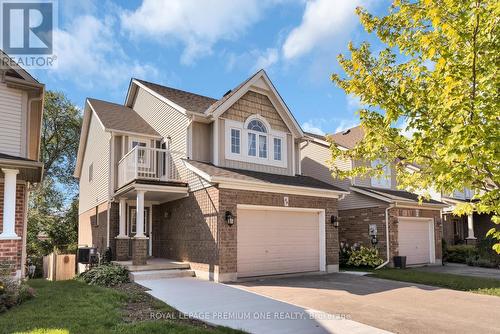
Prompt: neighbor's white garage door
<box><xmin>237</xmin><ymin>207</ymin><xmax>321</xmax><ymax>278</ymax></box>
<box><xmin>398</xmin><ymin>218</ymin><xmax>434</xmax><ymax>265</ymax></box>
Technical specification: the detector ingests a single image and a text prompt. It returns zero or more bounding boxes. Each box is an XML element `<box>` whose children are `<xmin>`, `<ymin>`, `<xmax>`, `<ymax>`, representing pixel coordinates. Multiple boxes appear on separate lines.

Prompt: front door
<box><xmin>128</xmin><ymin>206</ymin><xmax>151</xmax><ymax>256</ymax></box>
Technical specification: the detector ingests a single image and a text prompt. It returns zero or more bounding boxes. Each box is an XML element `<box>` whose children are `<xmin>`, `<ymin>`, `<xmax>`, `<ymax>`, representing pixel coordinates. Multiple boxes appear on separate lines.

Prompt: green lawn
<box><xmin>369</xmin><ymin>268</ymin><xmax>500</xmax><ymax>297</ymax></box>
<box><xmin>0</xmin><ymin>280</ymin><xmax>243</xmax><ymax>334</ymax></box>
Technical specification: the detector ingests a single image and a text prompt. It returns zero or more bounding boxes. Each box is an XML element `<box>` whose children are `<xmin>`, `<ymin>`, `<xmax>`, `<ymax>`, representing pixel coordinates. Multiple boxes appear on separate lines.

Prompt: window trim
<box><xmin>224</xmin><ymin>118</ymin><xmax>287</xmax><ymax>168</ymax></box>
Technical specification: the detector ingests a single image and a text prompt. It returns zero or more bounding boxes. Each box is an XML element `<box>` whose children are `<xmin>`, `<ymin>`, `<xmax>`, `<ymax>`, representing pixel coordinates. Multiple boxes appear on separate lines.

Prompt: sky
<box><xmin>31</xmin><ymin>0</ymin><xmax>392</xmax><ymax>136</ymax></box>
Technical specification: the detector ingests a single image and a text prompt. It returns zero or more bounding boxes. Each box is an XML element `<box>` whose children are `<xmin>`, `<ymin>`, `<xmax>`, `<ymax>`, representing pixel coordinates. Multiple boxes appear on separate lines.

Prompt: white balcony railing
<box><xmin>117</xmin><ymin>147</ymin><xmax>186</xmax><ymax>188</ymax></box>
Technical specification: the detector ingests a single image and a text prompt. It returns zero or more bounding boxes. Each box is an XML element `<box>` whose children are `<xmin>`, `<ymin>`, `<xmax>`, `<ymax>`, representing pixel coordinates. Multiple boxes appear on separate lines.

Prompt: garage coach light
<box><xmin>331</xmin><ymin>215</ymin><xmax>339</xmax><ymax>227</ymax></box>
<box><xmin>225</xmin><ymin>211</ymin><xmax>234</xmax><ymax>226</ymax></box>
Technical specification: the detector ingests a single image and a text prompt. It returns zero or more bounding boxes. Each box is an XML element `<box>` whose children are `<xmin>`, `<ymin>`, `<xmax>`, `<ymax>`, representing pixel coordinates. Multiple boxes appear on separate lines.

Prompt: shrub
<box><xmin>347</xmin><ymin>246</ymin><xmax>384</xmax><ymax>268</ymax></box>
<box><xmin>78</xmin><ymin>264</ymin><xmax>129</xmax><ymax>287</ymax></box>
<box><xmin>466</xmin><ymin>255</ymin><xmax>498</xmax><ymax>268</ymax></box>
<box><xmin>0</xmin><ymin>277</ymin><xmax>35</xmax><ymax>313</ymax></box>
<box><xmin>339</xmin><ymin>242</ymin><xmax>352</xmax><ymax>267</ymax></box>
<box><xmin>446</xmin><ymin>245</ymin><xmax>477</xmax><ymax>263</ymax></box>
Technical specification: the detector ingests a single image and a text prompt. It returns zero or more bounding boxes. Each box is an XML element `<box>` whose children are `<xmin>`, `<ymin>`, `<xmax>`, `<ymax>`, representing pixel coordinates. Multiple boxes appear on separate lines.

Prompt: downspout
<box><xmin>376</xmin><ymin>203</ymin><xmax>395</xmax><ymax>270</ymax></box>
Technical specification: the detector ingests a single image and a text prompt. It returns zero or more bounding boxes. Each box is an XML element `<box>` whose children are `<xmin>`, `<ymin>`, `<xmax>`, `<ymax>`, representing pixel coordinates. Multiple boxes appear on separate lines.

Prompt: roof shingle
<box><xmin>87</xmin><ymin>98</ymin><xmax>160</xmax><ymax>136</ymax></box>
<box><xmin>135</xmin><ymin>79</ymin><xmax>217</xmax><ymax>113</ymax></box>
<box><xmin>353</xmin><ymin>186</ymin><xmax>445</xmax><ymax>205</ymax></box>
<box><xmin>186</xmin><ymin>160</ymin><xmax>347</xmax><ymax>192</ymax></box>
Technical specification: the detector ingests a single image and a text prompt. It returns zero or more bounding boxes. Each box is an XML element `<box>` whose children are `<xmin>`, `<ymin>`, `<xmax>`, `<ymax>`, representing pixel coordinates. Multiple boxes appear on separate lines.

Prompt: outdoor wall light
<box><xmin>331</xmin><ymin>215</ymin><xmax>339</xmax><ymax>227</ymax></box>
<box><xmin>225</xmin><ymin>211</ymin><xmax>234</xmax><ymax>226</ymax></box>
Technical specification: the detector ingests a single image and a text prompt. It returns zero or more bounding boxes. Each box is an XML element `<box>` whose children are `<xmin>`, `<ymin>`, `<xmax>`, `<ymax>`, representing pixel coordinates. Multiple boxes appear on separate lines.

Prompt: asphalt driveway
<box><xmin>232</xmin><ymin>273</ymin><xmax>500</xmax><ymax>334</ymax></box>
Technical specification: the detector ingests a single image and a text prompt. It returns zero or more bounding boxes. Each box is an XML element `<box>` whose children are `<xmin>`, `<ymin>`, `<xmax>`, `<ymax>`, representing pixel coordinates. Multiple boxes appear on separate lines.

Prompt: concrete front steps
<box><xmin>130</xmin><ymin>268</ymin><xmax>195</xmax><ymax>281</ymax></box>
<box><xmin>113</xmin><ymin>258</ymin><xmax>195</xmax><ymax>281</ymax></box>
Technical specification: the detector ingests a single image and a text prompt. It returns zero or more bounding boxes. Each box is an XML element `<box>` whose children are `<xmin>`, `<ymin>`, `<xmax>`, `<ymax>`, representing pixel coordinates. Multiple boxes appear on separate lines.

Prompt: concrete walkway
<box><xmin>416</xmin><ymin>262</ymin><xmax>500</xmax><ymax>279</ymax></box>
<box><xmin>136</xmin><ymin>277</ymin><xmax>391</xmax><ymax>334</ymax></box>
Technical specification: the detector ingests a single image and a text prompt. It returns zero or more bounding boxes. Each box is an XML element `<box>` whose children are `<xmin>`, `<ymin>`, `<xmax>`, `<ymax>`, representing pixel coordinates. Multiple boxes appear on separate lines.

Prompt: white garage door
<box><xmin>237</xmin><ymin>207</ymin><xmax>322</xmax><ymax>278</ymax></box>
<box><xmin>398</xmin><ymin>218</ymin><xmax>434</xmax><ymax>265</ymax></box>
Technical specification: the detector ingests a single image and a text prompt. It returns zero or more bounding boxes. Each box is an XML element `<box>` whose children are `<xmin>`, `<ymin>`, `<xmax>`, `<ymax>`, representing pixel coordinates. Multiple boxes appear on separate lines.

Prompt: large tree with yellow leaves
<box><xmin>330</xmin><ymin>0</ymin><xmax>500</xmax><ymax>252</ymax></box>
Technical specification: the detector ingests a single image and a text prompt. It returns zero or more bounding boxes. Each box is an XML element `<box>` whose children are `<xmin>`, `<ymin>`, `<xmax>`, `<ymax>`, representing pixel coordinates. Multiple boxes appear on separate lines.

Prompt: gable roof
<box><xmin>185</xmin><ymin>160</ymin><xmax>348</xmax><ymax>197</ymax></box>
<box><xmin>205</xmin><ymin>70</ymin><xmax>261</xmax><ymax>115</ymax></box>
<box><xmin>329</xmin><ymin>125</ymin><xmax>364</xmax><ymax>149</ymax></box>
<box><xmin>205</xmin><ymin>69</ymin><xmax>304</xmax><ymax>137</ymax></box>
<box><xmin>133</xmin><ymin>79</ymin><xmax>217</xmax><ymax>114</ymax></box>
<box><xmin>1</xmin><ymin>49</ymin><xmax>40</xmax><ymax>84</ymax></box>
<box><xmin>74</xmin><ymin>98</ymin><xmax>160</xmax><ymax>178</ymax></box>
<box><xmin>87</xmin><ymin>98</ymin><xmax>160</xmax><ymax>137</ymax></box>
<box><xmin>351</xmin><ymin>185</ymin><xmax>446</xmax><ymax>207</ymax></box>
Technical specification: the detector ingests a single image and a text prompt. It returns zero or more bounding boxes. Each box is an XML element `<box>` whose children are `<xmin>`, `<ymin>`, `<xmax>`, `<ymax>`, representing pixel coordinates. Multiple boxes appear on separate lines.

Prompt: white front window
<box><xmin>248</xmin><ymin>132</ymin><xmax>256</xmax><ymax>156</ymax></box>
<box><xmin>371</xmin><ymin>159</ymin><xmax>391</xmax><ymax>188</ymax></box>
<box><xmin>274</xmin><ymin>138</ymin><xmax>282</xmax><ymax>161</ymax></box>
<box><xmin>224</xmin><ymin>116</ymin><xmax>287</xmax><ymax>168</ymax></box>
<box><xmin>231</xmin><ymin>129</ymin><xmax>240</xmax><ymax>154</ymax></box>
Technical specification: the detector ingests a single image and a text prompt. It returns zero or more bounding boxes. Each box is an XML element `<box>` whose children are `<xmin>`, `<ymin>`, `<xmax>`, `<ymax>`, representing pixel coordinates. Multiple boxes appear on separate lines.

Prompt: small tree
<box><xmin>27</xmin><ymin>91</ymin><xmax>82</xmax><ymax>275</ymax></box>
<box><xmin>330</xmin><ymin>0</ymin><xmax>499</xmax><ymax>252</ymax></box>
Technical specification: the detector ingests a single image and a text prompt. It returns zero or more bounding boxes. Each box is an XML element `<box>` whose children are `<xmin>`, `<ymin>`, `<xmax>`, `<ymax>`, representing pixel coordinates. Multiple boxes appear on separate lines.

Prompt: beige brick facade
<box><xmin>0</xmin><ymin>183</ymin><xmax>26</xmax><ymax>277</ymax></box>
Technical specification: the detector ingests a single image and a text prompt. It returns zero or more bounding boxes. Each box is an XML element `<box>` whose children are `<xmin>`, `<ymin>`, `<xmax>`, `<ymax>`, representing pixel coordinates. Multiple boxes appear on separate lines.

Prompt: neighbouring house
<box><xmin>435</xmin><ymin>188</ymin><xmax>495</xmax><ymax>246</ymax></box>
<box><xmin>301</xmin><ymin>126</ymin><xmax>448</xmax><ymax>266</ymax></box>
<box><xmin>74</xmin><ymin>70</ymin><xmax>348</xmax><ymax>282</ymax></box>
<box><xmin>0</xmin><ymin>54</ymin><xmax>44</xmax><ymax>279</ymax></box>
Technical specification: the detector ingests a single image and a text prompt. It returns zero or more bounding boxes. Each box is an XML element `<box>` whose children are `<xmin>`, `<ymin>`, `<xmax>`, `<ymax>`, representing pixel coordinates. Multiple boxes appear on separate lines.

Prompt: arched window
<box><xmin>247</xmin><ymin>119</ymin><xmax>267</xmax><ymax>133</ymax></box>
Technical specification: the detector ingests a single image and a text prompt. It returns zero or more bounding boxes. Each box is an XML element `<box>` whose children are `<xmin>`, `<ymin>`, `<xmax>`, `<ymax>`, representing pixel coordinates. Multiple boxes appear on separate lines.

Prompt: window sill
<box><xmin>0</xmin><ymin>234</ymin><xmax>22</xmax><ymax>240</ymax></box>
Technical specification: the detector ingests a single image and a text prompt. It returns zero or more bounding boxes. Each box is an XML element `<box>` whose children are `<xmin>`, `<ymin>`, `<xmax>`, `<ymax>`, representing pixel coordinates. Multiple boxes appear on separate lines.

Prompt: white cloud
<box><xmin>120</xmin><ymin>0</ymin><xmax>276</xmax><ymax>64</ymax></box>
<box><xmin>51</xmin><ymin>15</ymin><xmax>159</xmax><ymax>91</ymax></box>
<box><xmin>226</xmin><ymin>48</ymin><xmax>279</xmax><ymax>73</ymax></box>
<box><xmin>334</xmin><ymin>119</ymin><xmax>359</xmax><ymax>133</ymax></box>
<box><xmin>302</xmin><ymin>120</ymin><xmax>325</xmax><ymax>135</ymax></box>
<box><xmin>283</xmin><ymin>0</ymin><xmax>369</xmax><ymax>60</ymax></box>
<box><xmin>253</xmin><ymin>48</ymin><xmax>279</xmax><ymax>71</ymax></box>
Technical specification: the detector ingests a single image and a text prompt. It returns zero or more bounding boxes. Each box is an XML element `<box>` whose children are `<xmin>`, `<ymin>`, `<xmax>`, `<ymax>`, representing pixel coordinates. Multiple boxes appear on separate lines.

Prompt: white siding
<box><xmin>300</xmin><ymin>141</ymin><xmax>386</xmax><ymax>210</ymax></box>
<box><xmin>300</xmin><ymin>141</ymin><xmax>351</xmax><ymax>189</ymax></box>
<box><xmin>79</xmin><ymin>114</ymin><xmax>111</xmax><ymax>214</ymax></box>
<box><xmin>132</xmin><ymin>87</ymin><xmax>207</xmax><ymax>191</ymax></box>
<box><xmin>339</xmin><ymin>190</ymin><xmax>386</xmax><ymax>210</ymax></box>
<box><xmin>0</xmin><ymin>82</ymin><xmax>25</xmax><ymax>156</ymax></box>
<box><xmin>132</xmin><ymin>87</ymin><xmax>189</xmax><ymax>153</ymax></box>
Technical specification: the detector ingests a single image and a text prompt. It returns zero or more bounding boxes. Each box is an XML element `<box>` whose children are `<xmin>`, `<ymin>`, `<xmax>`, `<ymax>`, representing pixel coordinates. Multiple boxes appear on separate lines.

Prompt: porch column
<box><xmin>466</xmin><ymin>213</ymin><xmax>476</xmax><ymax>241</ymax></box>
<box><xmin>0</xmin><ymin>169</ymin><xmax>20</xmax><ymax>239</ymax></box>
<box><xmin>136</xmin><ymin>190</ymin><xmax>145</xmax><ymax>238</ymax></box>
<box><xmin>132</xmin><ymin>190</ymin><xmax>147</xmax><ymax>265</ymax></box>
<box><xmin>115</xmin><ymin>198</ymin><xmax>129</xmax><ymax>260</ymax></box>
<box><xmin>117</xmin><ymin>198</ymin><xmax>127</xmax><ymax>238</ymax></box>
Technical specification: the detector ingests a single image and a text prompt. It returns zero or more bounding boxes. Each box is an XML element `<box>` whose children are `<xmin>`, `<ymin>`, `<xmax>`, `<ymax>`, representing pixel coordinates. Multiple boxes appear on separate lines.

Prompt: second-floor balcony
<box><xmin>117</xmin><ymin>146</ymin><xmax>186</xmax><ymax>189</ymax></box>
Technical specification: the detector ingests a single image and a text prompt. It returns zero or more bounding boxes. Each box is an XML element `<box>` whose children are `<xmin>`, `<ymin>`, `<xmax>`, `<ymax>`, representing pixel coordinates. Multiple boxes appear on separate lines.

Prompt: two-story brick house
<box><xmin>75</xmin><ymin>70</ymin><xmax>348</xmax><ymax>282</ymax></box>
<box><xmin>301</xmin><ymin>126</ymin><xmax>447</xmax><ymax>267</ymax></box>
<box><xmin>0</xmin><ymin>55</ymin><xmax>44</xmax><ymax>278</ymax></box>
